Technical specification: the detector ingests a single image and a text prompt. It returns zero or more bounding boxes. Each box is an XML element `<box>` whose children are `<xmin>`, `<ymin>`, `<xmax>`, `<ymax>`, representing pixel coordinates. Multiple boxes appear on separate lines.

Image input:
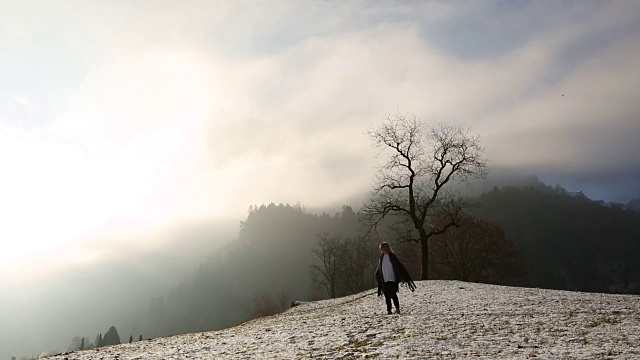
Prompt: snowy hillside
<box><xmin>46</xmin><ymin>281</ymin><xmax>640</xmax><ymax>359</ymax></box>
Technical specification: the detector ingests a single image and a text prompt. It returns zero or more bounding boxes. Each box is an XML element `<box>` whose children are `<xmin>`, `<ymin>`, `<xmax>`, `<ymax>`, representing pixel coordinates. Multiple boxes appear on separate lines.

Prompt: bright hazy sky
<box><xmin>1</xmin><ymin>1</ymin><xmax>640</xmax><ymax>270</ymax></box>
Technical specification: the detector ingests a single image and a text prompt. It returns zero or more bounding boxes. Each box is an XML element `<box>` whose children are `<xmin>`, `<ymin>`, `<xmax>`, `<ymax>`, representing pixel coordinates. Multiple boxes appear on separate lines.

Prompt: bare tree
<box><xmin>68</xmin><ymin>336</ymin><xmax>83</xmax><ymax>352</ymax></box>
<box><xmin>276</xmin><ymin>286</ymin><xmax>291</xmax><ymax>310</ymax></box>
<box><xmin>362</xmin><ymin>112</ymin><xmax>488</xmax><ymax>280</ymax></box>
<box><xmin>341</xmin><ymin>236</ymin><xmax>378</xmax><ymax>293</ymax></box>
<box><xmin>310</xmin><ymin>233</ymin><xmax>379</xmax><ymax>297</ymax></box>
<box><xmin>430</xmin><ymin>216</ymin><xmax>526</xmax><ymax>283</ymax></box>
<box><xmin>250</xmin><ymin>293</ymin><xmax>280</xmax><ymax>318</ymax></box>
<box><xmin>309</xmin><ymin>233</ymin><xmax>343</xmax><ymax>298</ymax></box>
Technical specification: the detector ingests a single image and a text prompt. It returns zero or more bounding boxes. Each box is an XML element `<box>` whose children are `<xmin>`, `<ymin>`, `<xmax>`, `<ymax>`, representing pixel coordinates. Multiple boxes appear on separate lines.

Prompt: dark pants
<box><xmin>383</xmin><ymin>281</ymin><xmax>399</xmax><ymax>312</ymax></box>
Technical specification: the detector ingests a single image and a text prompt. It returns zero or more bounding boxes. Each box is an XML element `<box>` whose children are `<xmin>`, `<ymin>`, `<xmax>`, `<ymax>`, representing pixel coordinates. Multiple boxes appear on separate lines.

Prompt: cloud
<box><xmin>2</xmin><ymin>1</ymin><xmax>640</xmax><ymax>270</ymax></box>
<box><xmin>482</xmin><ymin>26</ymin><xmax>640</xmax><ymax>166</ymax></box>
<box><xmin>5</xmin><ymin>3</ymin><xmax>640</xmax><ymax>358</ymax></box>
<box><xmin>192</xmin><ymin>1</ymin><xmax>640</xmax><ymax>206</ymax></box>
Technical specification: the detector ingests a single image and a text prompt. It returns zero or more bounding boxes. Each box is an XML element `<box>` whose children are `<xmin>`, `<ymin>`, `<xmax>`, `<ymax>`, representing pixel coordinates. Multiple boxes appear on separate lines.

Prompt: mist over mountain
<box><xmin>137</xmin><ymin>176</ymin><xmax>639</xmax><ymax>330</ymax></box>
<box><xmin>1</xmin><ymin>220</ymin><xmax>236</xmax><ymax>360</ymax></box>
<box><xmin>5</xmin><ymin>173</ymin><xmax>640</xmax><ymax>359</ymax></box>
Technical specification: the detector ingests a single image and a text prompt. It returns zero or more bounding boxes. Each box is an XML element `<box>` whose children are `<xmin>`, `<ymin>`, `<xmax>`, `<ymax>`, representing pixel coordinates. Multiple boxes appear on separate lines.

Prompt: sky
<box><xmin>1</xmin><ymin>0</ymin><xmax>640</xmax><ymax>274</ymax></box>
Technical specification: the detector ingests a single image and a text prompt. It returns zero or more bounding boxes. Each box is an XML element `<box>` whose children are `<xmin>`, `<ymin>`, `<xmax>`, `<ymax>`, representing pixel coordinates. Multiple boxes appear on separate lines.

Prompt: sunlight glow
<box><xmin>0</xmin><ymin>50</ymin><xmax>220</xmax><ymax>269</ymax></box>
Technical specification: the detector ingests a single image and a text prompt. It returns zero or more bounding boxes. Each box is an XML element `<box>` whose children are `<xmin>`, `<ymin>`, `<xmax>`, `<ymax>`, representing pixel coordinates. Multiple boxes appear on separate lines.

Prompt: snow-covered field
<box><xmin>47</xmin><ymin>281</ymin><xmax>640</xmax><ymax>359</ymax></box>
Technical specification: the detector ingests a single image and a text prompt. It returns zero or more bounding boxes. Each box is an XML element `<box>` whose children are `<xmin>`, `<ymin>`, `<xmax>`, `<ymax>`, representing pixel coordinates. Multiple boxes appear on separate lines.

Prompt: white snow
<box><xmin>46</xmin><ymin>281</ymin><xmax>640</xmax><ymax>359</ymax></box>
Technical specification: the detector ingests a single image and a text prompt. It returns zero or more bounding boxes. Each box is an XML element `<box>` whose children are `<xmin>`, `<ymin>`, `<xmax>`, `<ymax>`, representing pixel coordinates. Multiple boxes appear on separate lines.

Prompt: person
<box><xmin>375</xmin><ymin>242</ymin><xmax>416</xmax><ymax>314</ymax></box>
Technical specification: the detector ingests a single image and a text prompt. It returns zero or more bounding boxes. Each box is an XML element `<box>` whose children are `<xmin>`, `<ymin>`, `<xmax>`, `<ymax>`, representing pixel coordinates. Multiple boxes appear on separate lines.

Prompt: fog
<box><xmin>0</xmin><ymin>220</ymin><xmax>237</xmax><ymax>359</ymax></box>
<box><xmin>2</xmin><ymin>1</ymin><xmax>640</xmax><ymax>358</ymax></box>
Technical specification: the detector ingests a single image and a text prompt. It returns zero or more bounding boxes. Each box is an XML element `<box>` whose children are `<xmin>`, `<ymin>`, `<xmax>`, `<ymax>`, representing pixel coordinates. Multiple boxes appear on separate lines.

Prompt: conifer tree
<box><xmin>103</xmin><ymin>326</ymin><xmax>121</xmax><ymax>346</ymax></box>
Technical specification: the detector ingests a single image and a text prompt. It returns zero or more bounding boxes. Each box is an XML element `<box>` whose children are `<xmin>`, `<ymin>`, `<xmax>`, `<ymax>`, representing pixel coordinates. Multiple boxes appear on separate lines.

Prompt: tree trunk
<box><xmin>419</xmin><ymin>229</ymin><xmax>429</xmax><ymax>280</ymax></box>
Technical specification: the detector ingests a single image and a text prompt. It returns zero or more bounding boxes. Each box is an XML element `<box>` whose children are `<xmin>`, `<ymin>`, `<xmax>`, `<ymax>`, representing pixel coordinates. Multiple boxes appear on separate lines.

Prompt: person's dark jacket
<box><xmin>375</xmin><ymin>253</ymin><xmax>416</xmax><ymax>296</ymax></box>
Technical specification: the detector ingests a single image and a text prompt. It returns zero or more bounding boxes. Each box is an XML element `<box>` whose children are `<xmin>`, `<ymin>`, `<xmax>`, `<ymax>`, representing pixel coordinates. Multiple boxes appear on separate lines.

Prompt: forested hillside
<box><xmin>137</xmin><ymin>203</ymin><xmax>368</xmax><ymax>339</ymax></box>
<box><xmin>471</xmin><ymin>183</ymin><xmax>640</xmax><ymax>294</ymax></box>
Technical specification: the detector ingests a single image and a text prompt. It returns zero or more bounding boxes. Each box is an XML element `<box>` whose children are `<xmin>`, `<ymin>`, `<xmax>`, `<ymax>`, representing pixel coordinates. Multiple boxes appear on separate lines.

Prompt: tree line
<box><xmin>138</xmin><ymin>203</ymin><xmax>366</xmax><ymax>339</ymax></box>
<box><xmin>471</xmin><ymin>182</ymin><xmax>640</xmax><ymax>293</ymax></box>
<box><xmin>12</xmin><ymin>326</ymin><xmax>141</xmax><ymax>360</ymax></box>
<box><xmin>129</xmin><ymin>200</ymin><xmax>527</xmax><ymax>341</ymax></box>
<box><xmin>66</xmin><ymin>326</ymin><xmax>143</xmax><ymax>353</ymax></box>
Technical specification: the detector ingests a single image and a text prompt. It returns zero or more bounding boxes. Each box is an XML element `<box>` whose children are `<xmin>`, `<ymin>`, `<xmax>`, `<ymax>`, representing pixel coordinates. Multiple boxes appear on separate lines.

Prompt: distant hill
<box><xmin>471</xmin><ymin>184</ymin><xmax>640</xmax><ymax>294</ymax></box>
<box><xmin>135</xmin><ymin>203</ymin><xmax>365</xmax><ymax>340</ymax></box>
<box><xmin>44</xmin><ymin>281</ymin><xmax>640</xmax><ymax>359</ymax></box>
